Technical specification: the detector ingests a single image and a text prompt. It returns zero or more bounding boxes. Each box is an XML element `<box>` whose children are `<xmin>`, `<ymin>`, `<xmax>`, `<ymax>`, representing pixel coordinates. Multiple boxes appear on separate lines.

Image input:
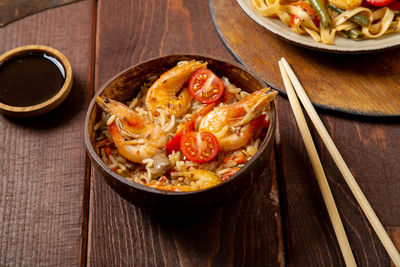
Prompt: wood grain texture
<box><xmin>0</xmin><ymin>0</ymin><xmax>94</xmax><ymax>266</ymax></box>
<box><xmin>0</xmin><ymin>0</ymin><xmax>81</xmax><ymax>27</ymax></box>
<box><xmin>275</xmin><ymin>98</ymin><xmax>400</xmax><ymax>266</ymax></box>
<box><xmin>88</xmin><ymin>0</ymin><xmax>284</xmax><ymax>266</ymax></box>
<box><xmin>210</xmin><ymin>0</ymin><xmax>400</xmax><ymax>117</ymax></box>
<box><xmin>390</xmin><ymin>228</ymin><xmax>400</xmax><ymax>267</ymax></box>
<box><xmin>2</xmin><ymin>1</ymin><xmax>398</xmax><ymax>266</ymax></box>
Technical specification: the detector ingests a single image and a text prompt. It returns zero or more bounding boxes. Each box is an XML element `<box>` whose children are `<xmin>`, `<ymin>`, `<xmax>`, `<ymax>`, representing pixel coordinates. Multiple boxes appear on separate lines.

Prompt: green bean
<box><xmin>347</xmin><ymin>29</ymin><xmax>364</xmax><ymax>41</ymax></box>
<box><xmin>327</xmin><ymin>3</ymin><xmax>370</xmax><ymax>26</ymax></box>
<box><xmin>309</xmin><ymin>0</ymin><xmax>332</xmax><ymax>29</ymax></box>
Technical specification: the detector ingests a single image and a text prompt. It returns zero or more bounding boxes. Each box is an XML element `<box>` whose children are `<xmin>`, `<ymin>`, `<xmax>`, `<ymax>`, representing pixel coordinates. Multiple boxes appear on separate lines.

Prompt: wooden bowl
<box><xmin>0</xmin><ymin>45</ymin><xmax>73</xmax><ymax>117</ymax></box>
<box><xmin>84</xmin><ymin>55</ymin><xmax>276</xmax><ymax>213</ymax></box>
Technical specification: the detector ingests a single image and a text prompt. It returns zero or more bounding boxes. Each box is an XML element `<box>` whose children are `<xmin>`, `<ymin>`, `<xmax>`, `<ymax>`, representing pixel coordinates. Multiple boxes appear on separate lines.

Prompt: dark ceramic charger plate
<box><xmin>85</xmin><ymin>55</ymin><xmax>276</xmax><ymax>213</ymax></box>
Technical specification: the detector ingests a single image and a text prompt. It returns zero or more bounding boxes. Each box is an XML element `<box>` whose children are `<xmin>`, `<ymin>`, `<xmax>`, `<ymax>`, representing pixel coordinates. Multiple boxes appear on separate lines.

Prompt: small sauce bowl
<box><xmin>0</xmin><ymin>45</ymin><xmax>72</xmax><ymax>117</ymax></box>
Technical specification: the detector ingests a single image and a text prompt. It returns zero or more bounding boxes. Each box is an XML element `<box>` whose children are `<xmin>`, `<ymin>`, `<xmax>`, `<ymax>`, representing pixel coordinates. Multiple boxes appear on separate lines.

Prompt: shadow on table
<box><xmin>142</xmin><ymin>168</ymin><xmax>281</xmax><ymax>265</ymax></box>
<box><xmin>2</xmin><ymin>78</ymin><xmax>87</xmax><ymax>130</ymax></box>
<box><xmin>147</xmin><ymin>170</ymin><xmax>269</xmax><ymax>225</ymax></box>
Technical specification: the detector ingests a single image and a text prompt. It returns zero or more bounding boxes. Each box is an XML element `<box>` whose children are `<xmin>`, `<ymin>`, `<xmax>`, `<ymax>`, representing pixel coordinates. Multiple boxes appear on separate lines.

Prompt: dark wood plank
<box><xmin>0</xmin><ymin>0</ymin><xmax>81</xmax><ymax>27</ymax></box>
<box><xmin>211</xmin><ymin>1</ymin><xmax>400</xmax><ymax>262</ymax></box>
<box><xmin>210</xmin><ymin>0</ymin><xmax>400</xmax><ymax>117</ymax></box>
<box><xmin>275</xmin><ymin>98</ymin><xmax>400</xmax><ymax>266</ymax></box>
<box><xmin>0</xmin><ymin>0</ymin><xmax>95</xmax><ymax>266</ymax></box>
<box><xmin>88</xmin><ymin>0</ymin><xmax>284</xmax><ymax>266</ymax></box>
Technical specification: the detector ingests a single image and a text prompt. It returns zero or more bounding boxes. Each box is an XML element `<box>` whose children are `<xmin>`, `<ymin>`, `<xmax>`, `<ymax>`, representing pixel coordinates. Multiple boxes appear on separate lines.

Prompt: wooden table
<box><xmin>1</xmin><ymin>0</ymin><xmax>399</xmax><ymax>266</ymax></box>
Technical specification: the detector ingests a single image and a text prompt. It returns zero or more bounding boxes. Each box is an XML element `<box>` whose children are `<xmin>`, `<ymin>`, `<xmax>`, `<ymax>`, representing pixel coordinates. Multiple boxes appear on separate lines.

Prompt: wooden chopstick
<box><xmin>280</xmin><ymin>57</ymin><xmax>400</xmax><ymax>267</ymax></box>
<box><xmin>278</xmin><ymin>60</ymin><xmax>357</xmax><ymax>267</ymax></box>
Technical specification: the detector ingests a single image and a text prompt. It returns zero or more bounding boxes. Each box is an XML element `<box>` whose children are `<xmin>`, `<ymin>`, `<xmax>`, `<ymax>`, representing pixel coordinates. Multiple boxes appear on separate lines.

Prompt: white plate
<box><xmin>236</xmin><ymin>0</ymin><xmax>400</xmax><ymax>53</ymax></box>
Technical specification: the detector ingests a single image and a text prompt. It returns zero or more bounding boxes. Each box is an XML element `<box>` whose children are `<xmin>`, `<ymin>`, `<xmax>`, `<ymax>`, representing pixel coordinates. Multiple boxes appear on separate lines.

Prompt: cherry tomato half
<box><xmin>180</xmin><ymin>131</ymin><xmax>219</xmax><ymax>163</ymax></box>
<box><xmin>188</xmin><ymin>69</ymin><xmax>224</xmax><ymax>104</ymax></box>
<box><xmin>388</xmin><ymin>0</ymin><xmax>400</xmax><ymax>9</ymax></box>
<box><xmin>365</xmin><ymin>0</ymin><xmax>394</xmax><ymax>6</ymax></box>
<box><xmin>290</xmin><ymin>14</ymin><xmax>301</xmax><ymax>28</ymax></box>
<box><xmin>166</xmin><ymin>120</ymin><xmax>195</xmax><ymax>154</ymax></box>
<box><xmin>165</xmin><ymin>102</ymin><xmax>219</xmax><ymax>154</ymax></box>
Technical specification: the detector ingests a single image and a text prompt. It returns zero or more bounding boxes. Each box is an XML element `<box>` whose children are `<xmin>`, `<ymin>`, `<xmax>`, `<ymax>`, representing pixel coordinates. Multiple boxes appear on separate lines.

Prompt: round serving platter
<box><xmin>209</xmin><ymin>0</ymin><xmax>400</xmax><ymax>117</ymax></box>
<box><xmin>236</xmin><ymin>0</ymin><xmax>400</xmax><ymax>54</ymax></box>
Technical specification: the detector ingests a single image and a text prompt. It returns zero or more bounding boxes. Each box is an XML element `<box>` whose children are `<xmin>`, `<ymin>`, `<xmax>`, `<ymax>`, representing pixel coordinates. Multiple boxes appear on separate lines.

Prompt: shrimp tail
<box><xmin>199</xmin><ymin>88</ymin><xmax>277</xmax><ymax>151</ymax></box>
<box><xmin>227</xmin><ymin>88</ymin><xmax>277</xmax><ymax>126</ymax></box>
<box><xmin>97</xmin><ymin>97</ymin><xmax>145</xmax><ymax>128</ymax></box>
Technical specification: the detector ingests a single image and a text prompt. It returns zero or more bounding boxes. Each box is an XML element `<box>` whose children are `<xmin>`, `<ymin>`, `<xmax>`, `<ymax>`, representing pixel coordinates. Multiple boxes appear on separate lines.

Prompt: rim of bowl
<box><xmin>84</xmin><ymin>54</ymin><xmax>277</xmax><ymax>196</ymax></box>
<box><xmin>0</xmin><ymin>45</ymin><xmax>73</xmax><ymax>116</ymax></box>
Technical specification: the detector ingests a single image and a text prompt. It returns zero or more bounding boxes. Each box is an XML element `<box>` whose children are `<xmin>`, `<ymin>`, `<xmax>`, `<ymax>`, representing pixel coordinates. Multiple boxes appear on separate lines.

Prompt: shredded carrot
<box><xmin>96</xmin><ymin>138</ymin><xmax>110</xmax><ymax>147</ymax></box>
<box><xmin>223</xmin><ymin>153</ymin><xmax>247</xmax><ymax>164</ymax></box>
<box><xmin>197</xmin><ymin>102</ymin><xmax>218</xmax><ymax>117</ymax></box>
<box><xmin>222</xmin><ymin>167</ymin><xmax>240</xmax><ymax>181</ymax></box>
<box><xmin>104</xmin><ymin>145</ymin><xmax>113</xmax><ymax>156</ymax></box>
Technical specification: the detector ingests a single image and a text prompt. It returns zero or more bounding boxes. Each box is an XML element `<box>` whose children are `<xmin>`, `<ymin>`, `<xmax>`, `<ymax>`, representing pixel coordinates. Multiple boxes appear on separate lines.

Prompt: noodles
<box><xmin>252</xmin><ymin>0</ymin><xmax>400</xmax><ymax>44</ymax></box>
<box><xmin>362</xmin><ymin>7</ymin><xmax>400</xmax><ymax>38</ymax></box>
<box><xmin>252</xmin><ymin>0</ymin><xmax>281</xmax><ymax>16</ymax></box>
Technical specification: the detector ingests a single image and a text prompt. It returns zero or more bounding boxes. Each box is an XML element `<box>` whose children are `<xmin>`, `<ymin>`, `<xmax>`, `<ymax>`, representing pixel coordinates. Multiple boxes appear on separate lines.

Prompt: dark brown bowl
<box><xmin>84</xmin><ymin>55</ymin><xmax>276</xmax><ymax>213</ymax></box>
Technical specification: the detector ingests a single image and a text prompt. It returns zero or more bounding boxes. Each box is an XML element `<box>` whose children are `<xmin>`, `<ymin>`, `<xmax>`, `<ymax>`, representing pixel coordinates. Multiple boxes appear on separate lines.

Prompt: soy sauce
<box><xmin>0</xmin><ymin>52</ymin><xmax>65</xmax><ymax>107</ymax></box>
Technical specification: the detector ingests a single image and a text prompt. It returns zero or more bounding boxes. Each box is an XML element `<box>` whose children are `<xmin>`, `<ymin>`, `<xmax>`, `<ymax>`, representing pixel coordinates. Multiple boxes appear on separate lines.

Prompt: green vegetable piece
<box><xmin>347</xmin><ymin>28</ymin><xmax>364</xmax><ymax>41</ymax></box>
<box><xmin>309</xmin><ymin>0</ymin><xmax>332</xmax><ymax>29</ymax></box>
<box><xmin>327</xmin><ymin>3</ymin><xmax>370</xmax><ymax>26</ymax></box>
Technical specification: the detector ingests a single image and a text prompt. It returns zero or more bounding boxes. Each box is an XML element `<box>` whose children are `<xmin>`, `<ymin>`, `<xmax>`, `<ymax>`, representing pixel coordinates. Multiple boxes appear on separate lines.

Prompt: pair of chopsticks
<box><xmin>278</xmin><ymin>57</ymin><xmax>400</xmax><ymax>267</ymax></box>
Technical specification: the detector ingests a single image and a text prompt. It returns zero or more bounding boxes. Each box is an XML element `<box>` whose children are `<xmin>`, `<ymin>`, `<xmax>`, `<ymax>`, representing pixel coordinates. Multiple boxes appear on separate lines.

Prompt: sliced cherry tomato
<box><xmin>180</xmin><ymin>131</ymin><xmax>219</xmax><ymax>163</ymax></box>
<box><xmin>290</xmin><ymin>1</ymin><xmax>320</xmax><ymax>27</ymax></box>
<box><xmin>165</xmin><ymin>102</ymin><xmax>218</xmax><ymax>154</ymax></box>
<box><xmin>166</xmin><ymin>120</ymin><xmax>195</xmax><ymax>154</ymax></box>
<box><xmin>189</xmin><ymin>69</ymin><xmax>224</xmax><ymax>104</ymax></box>
<box><xmin>290</xmin><ymin>14</ymin><xmax>301</xmax><ymax>28</ymax></box>
<box><xmin>388</xmin><ymin>0</ymin><xmax>400</xmax><ymax>9</ymax></box>
<box><xmin>365</xmin><ymin>0</ymin><xmax>394</xmax><ymax>6</ymax></box>
<box><xmin>166</xmin><ymin>133</ymin><xmax>184</xmax><ymax>154</ymax></box>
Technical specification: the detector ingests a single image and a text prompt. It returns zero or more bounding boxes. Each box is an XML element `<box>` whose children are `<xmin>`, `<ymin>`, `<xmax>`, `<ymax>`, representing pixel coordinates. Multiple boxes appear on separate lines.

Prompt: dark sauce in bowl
<box><xmin>0</xmin><ymin>52</ymin><xmax>65</xmax><ymax>107</ymax></box>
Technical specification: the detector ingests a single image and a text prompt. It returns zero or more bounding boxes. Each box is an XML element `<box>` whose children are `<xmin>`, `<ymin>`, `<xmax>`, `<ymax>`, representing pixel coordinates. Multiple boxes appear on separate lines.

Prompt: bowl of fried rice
<box><xmin>85</xmin><ymin>54</ymin><xmax>277</xmax><ymax>212</ymax></box>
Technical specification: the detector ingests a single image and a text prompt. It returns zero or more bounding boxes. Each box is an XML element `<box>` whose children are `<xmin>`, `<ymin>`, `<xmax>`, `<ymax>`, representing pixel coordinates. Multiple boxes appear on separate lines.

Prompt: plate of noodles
<box><xmin>85</xmin><ymin>55</ymin><xmax>277</xmax><ymax>211</ymax></box>
<box><xmin>237</xmin><ymin>0</ymin><xmax>400</xmax><ymax>52</ymax></box>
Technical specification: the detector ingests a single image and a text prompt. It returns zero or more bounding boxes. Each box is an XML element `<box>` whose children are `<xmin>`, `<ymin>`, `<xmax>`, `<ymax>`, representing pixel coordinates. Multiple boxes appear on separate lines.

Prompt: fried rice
<box><xmin>94</xmin><ymin>64</ymin><xmax>272</xmax><ymax>191</ymax></box>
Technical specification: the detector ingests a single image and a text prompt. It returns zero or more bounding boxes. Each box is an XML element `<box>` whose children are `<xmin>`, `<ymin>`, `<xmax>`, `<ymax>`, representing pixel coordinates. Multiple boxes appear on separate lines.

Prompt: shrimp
<box><xmin>199</xmin><ymin>88</ymin><xmax>277</xmax><ymax>151</ymax></box>
<box><xmin>148</xmin><ymin>169</ymin><xmax>222</xmax><ymax>192</ymax></box>
<box><xmin>145</xmin><ymin>60</ymin><xmax>208</xmax><ymax>118</ymax></box>
<box><xmin>97</xmin><ymin>97</ymin><xmax>168</xmax><ymax>164</ymax></box>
